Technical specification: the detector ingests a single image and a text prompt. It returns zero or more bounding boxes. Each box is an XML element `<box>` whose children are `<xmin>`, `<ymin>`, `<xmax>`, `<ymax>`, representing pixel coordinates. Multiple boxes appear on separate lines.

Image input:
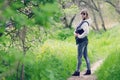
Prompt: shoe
<box><xmin>72</xmin><ymin>71</ymin><xmax>80</xmax><ymax>76</ymax></box>
<box><xmin>84</xmin><ymin>70</ymin><xmax>91</xmax><ymax>75</ymax></box>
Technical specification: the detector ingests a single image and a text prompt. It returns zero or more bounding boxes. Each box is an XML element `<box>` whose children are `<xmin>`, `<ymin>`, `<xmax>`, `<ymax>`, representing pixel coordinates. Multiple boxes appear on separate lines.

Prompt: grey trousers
<box><xmin>76</xmin><ymin>41</ymin><xmax>90</xmax><ymax>72</ymax></box>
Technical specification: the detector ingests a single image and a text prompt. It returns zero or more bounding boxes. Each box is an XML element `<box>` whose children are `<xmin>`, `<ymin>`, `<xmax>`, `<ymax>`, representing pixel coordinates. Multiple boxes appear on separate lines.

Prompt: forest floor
<box><xmin>67</xmin><ymin>59</ymin><xmax>104</xmax><ymax>80</ymax></box>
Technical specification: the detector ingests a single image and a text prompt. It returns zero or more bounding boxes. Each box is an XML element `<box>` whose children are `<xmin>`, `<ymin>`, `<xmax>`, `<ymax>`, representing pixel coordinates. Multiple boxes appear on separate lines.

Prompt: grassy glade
<box><xmin>25</xmin><ymin>25</ymin><xmax>120</xmax><ymax>80</ymax></box>
<box><xmin>24</xmin><ymin>25</ymin><xmax>120</xmax><ymax>80</ymax></box>
<box><xmin>1</xmin><ymin>24</ymin><xmax>120</xmax><ymax>80</ymax></box>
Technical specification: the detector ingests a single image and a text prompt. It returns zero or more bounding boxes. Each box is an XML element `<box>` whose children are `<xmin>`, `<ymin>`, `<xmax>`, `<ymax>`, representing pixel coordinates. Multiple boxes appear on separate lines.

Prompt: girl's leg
<box><xmin>83</xmin><ymin>43</ymin><xmax>90</xmax><ymax>70</ymax></box>
<box><xmin>76</xmin><ymin>42</ymin><xmax>85</xmax><ymax>72</ymax></box>
<box><xmin>83</xmin><ymin>44</ymin><xmax>90</xmax><ymax>70</ymax></box>
<box><xmin>83</xmin><ymin>41</ymin><xmax>91</xmax><ymax>75</ymax></box>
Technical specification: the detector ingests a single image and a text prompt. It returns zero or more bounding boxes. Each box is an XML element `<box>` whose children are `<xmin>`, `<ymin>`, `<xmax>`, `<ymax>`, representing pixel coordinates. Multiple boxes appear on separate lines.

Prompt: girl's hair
<box><xmin>80</xmin><ymin>9</ymin><xmax>89</xmax><ymax>20</ymax></box>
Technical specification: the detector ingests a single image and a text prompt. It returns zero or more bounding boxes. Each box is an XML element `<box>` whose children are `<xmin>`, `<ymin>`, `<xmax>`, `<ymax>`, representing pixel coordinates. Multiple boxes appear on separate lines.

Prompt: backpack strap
<box><xmin>83</xmin><ymin>21</ymin><xmax>89</xmax><ymax>26</ymax></box>
<box><xmin>76</xmin><ymin>21</ymin><xmax>89</xmax><ymax>30</ymax></box>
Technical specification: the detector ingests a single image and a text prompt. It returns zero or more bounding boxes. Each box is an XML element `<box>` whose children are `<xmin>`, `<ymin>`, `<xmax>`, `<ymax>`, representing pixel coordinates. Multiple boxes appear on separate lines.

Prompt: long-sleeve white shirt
<box><xmin>74</xmin><ymin>19</ymin><xmax>91</xmax><ymax>38</ymax></box>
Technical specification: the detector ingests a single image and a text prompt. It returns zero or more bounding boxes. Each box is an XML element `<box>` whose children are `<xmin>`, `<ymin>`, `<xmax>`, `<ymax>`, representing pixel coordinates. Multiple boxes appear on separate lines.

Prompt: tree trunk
<box><xmin>61</xmin><ymin>2</ymin><xmax>69</xmax><ymax>28</ymax></box>
<box><xmin>19</xmin><ymin>26</ymin><xmax>27</xmax><ymax>80</ymax></box>
<box><xmin>91</xmin><ymin>8</ymin><xmax>99</xmax><ymax>31</ymax></box>
<box><xmin>97</xmin><ymin>1</ymin><xmax>106</xmax><ymax>31</ymax></box>
<box><xmin>68</xmin><ymin>14</ymin><xmax>76</xmax><ymax>29</ymax></box>
<box><xmin>88</xmin><ymin>0</ymin><xmax>99</xmax><ymax>31</ymax></box>
<box><xmin>63</xmin><ymin>14</ymin><xmax>69</xmax><ymax>28</ymax></box>
<box><xmin>16</xmin><ymin>61</ymin><xmax>20</xmax><ymax>80</ymax></box>
<box><xmin>60</xmin><ymin>1</ymin><xmax>76</xmax><ymax>29</ymax></box>
<box><xmin>20</xmin><ymin>64</ymin><xmax>24</xmax><ymax>80</ymax></box>
<box><xmin>105</xmin><ymin>0</ymin><xmax>120</xmax><ymax>14</ymax></box>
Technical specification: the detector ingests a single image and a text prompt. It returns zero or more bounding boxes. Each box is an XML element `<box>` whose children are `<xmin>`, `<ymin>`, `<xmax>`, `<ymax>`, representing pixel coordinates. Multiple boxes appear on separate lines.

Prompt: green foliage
<box><xmin>63</xmin><ymin>4</ymin><xmax>79</xmax><ymax>15</ymax></box>
<box><xmin>95</xmin><ymin>25</ymin><xmax>120</xmax><ymax>80</ymax></box>
<box><xmin>0</xmin><ymin>47</ymin><xmax>23</xmax><ymax>79</ymax></box>
<box><xmin>52</xmin><ymin>28</ymin><xmax>74</xmax><ymax>40</ymax></box>
<box><xmin>96</xmin><ymin>50</ymin><xmax>120</xmax><ymax>80</ymax></box>
<box><xmin>0</xmin><ymin>0</ymin><xmax>61</xmax><ymax>30</ymax></box>
<box><xmin>33</xmin><ymin>2</ymin><xmax>61</xmax><ymax>27</ymax></box>
<box><xmin>0</xmin><ymin>0</ymin><xmax>61</xmax><ymax>80</ymax></box>
<box><xmin>23</xmin><ymin>39</ymin><xmax>77</xmax><ymax>80</ymax></box>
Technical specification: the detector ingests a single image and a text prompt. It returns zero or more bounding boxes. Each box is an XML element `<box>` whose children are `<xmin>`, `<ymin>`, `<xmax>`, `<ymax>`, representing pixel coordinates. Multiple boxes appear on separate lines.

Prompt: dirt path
<box><xmin>67</xmin><ymin>59</ymin><xmax>104</xmax><ymax>80</ymax></box>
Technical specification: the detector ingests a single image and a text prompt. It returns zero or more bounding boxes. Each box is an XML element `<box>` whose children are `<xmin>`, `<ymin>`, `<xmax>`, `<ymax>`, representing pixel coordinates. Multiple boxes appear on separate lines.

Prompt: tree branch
<box><xmin>105</xmin><ymin>0</ymin><xmax>120</xmax><ymax>14</ymax></box>
<box><xmin>79</xmin><ymin>0</ymin><xmax>99</xmax><ymax>11</ymax></box>
<box><xmin>105</xmin><ymin>0</ymin><xmax>116</xmax><ymax>8</ymax></box>
<box><xmin>68</xmin><ymin>14</ymin><xmax>76</xmax><ymax>29</ymax></box>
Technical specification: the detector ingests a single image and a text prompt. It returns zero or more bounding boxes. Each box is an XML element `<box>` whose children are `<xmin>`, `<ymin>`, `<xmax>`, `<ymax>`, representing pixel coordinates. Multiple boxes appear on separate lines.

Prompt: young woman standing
<box><xmin>72</xmin><ymin>9</ymin><xmax>91</xmax><ymax>76</ymax></box>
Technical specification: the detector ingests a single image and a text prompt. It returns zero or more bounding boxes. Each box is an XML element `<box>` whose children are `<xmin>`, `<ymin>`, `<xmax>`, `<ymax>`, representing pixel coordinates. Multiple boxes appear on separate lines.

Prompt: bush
<box><xmin>53</xmin><ymin>28</ymin><xmax>74</xmax><ymax>40</ymax></box>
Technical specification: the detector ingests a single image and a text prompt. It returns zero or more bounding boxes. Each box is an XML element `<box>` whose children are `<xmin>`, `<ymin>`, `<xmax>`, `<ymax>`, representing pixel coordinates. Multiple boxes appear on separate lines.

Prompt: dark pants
<box><xmin>76</xmin><ymin>41</ymin><xmax>90</xmax><ymax>72</ymax></box>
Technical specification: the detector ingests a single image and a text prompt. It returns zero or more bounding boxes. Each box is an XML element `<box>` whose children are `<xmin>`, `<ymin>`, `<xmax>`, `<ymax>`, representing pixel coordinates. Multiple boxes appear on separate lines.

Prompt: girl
<box><xmin>72</xmin><ymin>9</ymin><xmax>91</xmax><ymax>76</ymax></box>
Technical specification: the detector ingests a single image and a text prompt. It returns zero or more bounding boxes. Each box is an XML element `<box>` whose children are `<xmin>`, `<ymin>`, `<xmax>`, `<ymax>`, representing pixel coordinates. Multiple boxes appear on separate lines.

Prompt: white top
<box><xmin>74</xmin><ymin>18</ymin><xmax>92</xmax><ymax>38</ymax></box>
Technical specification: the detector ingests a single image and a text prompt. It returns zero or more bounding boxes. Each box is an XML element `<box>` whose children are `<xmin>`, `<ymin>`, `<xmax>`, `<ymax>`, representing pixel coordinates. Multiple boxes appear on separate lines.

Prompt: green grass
<box><xmin>29</xmin><ymin>25</ymin><xmax>120</xmax><ymax>80</ymax></box>
<box><xmin>27</xmin><ymin>25</ymin><xmax>120</xmax><ymax>80</ymax></box>
<box><xmin>96</xmin><ymin>49</ymin><xmax>120</xmax><ymax>80</ymax></box>
<box><xmin>95</xmin><ymin>25</ymin><xmax>120</xmax><ymax>80</ymax></box>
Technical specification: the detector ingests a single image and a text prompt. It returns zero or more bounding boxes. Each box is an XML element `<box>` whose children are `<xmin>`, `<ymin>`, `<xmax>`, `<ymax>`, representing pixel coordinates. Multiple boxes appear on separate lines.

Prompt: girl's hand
<box><xmin>75</xmin><ymin>33</ymin><xmax>79</xmax><ymax>37</ymax></box>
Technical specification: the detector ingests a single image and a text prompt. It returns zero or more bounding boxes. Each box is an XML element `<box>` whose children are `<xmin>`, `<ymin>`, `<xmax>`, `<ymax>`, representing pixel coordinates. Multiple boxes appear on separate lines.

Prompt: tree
<box><xmin>0</xmin><ymin>0</ymin><xmax>60</xmax><ymax>80</ymax></box>
<box><xmin>72</xmin><ymin>0</ymin><xmax>107</xmax><ymax>31</ymax></box>
<box><xmin>105</xmin><ymin>0</ymin><xmax>120</xmax><ymax>14</ymax></box>
<box><xmin>59</xmin><ymin>0</ymin><xmax>79</xmax><ymax>29</ymax></box>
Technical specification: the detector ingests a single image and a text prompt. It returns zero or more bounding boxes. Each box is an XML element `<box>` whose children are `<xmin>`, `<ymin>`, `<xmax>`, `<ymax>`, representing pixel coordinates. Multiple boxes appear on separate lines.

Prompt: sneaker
<box><xmin>84</xmin><ymin>70</ymin><xmax>91</xmax><ymax>75</ymax></box>
<box><xmin>72</xmin><ymin>71</ymin><xmax>80</xmax><ymax>76</ymax></box>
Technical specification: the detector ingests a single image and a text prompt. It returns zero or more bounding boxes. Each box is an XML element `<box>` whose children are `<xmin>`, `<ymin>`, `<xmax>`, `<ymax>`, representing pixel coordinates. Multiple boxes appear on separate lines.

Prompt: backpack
<box><xmin>75</xmin><ymin>21</ymin><xmax>89</xmax><ymax>34</ymax></box>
